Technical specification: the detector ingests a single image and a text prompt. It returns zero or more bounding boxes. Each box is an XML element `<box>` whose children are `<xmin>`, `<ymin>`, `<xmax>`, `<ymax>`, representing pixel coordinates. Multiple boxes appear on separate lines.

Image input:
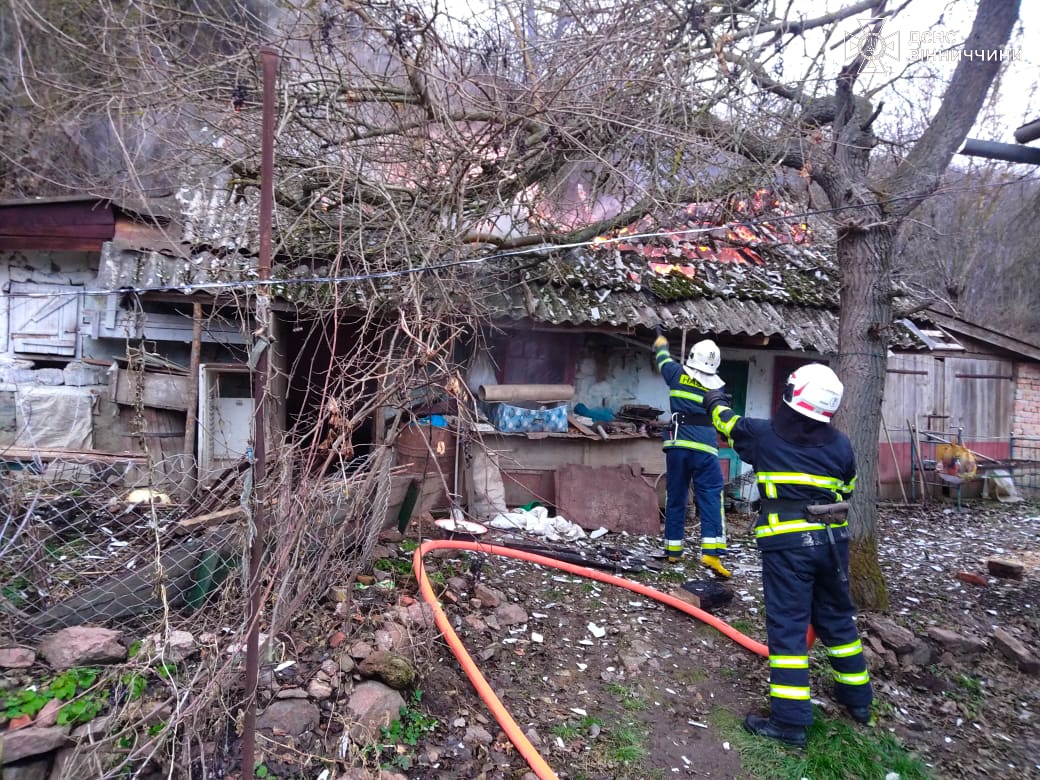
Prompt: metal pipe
<box><xmin>1014</xmin><ymin>118</ymin><xmax>1040</xmax><ymax>145</ymax></box>
<box><xmin>959</xmin><ymin>138</ymin><xmax>1040</xmax><ymax>166</ymax></box>
<box><xmin>241</xmin><ymin>44</ymin><xmax>278</xmax><ymax>780</ymax></box>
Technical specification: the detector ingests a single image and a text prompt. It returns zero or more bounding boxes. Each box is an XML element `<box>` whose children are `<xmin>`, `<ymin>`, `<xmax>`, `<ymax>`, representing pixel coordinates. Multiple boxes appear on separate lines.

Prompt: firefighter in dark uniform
<box><xmin>703</xmin><ymin>363</ymin><xmax>873</xmax><ymax>747</ymax></box>
<box><xmin>653</xmin><ymin>334</ymin><xmax>729</xmax><ymax>577</ymax></box>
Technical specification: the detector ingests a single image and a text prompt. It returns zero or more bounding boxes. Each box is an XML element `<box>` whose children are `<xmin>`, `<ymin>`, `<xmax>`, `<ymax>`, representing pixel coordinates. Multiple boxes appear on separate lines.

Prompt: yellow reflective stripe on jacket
<box><xmin>656</xmin><ymin>347</ymin><xmax>672</xmax><ymax>368</ymax></box>
<box><xmin>826</xmin><ymin>640</ymin><xmax>863</xmax><ymax>658</ymax></box>
<box><xmin>769</xmin><ymin>655</ymin><xmax>809</xmax><ymax>669</ymax></box>
<box><xmin>711</xmin><ymin>407</ymin><xmax>738</xmax><ymax>436</ymax></box>
<box><xmin>755</xmin><ymin>516</ymin><xmax>845</xmax><ymax>538</ymax></box>
<box><xmin>663</xmin><ymin>440</ymin><xmax>719</xmax><ymax>455</ymax></box>
<box><xmin>669</xmin><ymin>389</ymin><xmax>705</xmax><ymax>403</ymax></box>
<box><xmin>757</xmin><ymin>471</ymin><xmax>846</xmax><ymax>502</ymax></box>
<box><xmin>770</xmin><ymin>684</ymin><xmax>811</xmax><ymax>701</ymax></box>
<box><xmin>833</xmin><ymin>670</ymin><xmax>871</xmax><ymax>686</ymax></box>
<box><xmin>757</xmin><ymin>472</ymin><xmax>846</xmax><ymax>490</ymax></box>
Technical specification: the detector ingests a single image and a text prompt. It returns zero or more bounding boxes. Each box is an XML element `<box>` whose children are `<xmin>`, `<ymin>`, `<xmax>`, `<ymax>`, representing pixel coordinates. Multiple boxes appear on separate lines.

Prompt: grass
<box><xmin>607</xmin><ymin>683</ymin><xmax>649</xmax><ymax>711</ymax></box>
<box><xmin>713</xmin><ymin>708</ymin><xmax>933</xmax><ymax>780</ymax></box>
<box><xmin>945</xmin><ymin>672</ymin><xmax>985</xmax><ymax>718</ymax></box>
<box><xmin>601</xmin><ymin>720</ymin><xmax>649</xmax><ymax>767</ymax></box>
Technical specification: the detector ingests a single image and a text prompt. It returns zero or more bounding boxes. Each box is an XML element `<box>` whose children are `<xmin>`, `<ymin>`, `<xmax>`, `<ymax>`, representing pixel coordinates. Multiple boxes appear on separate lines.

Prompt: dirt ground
<box><xmin>385</xmin><ymin>500</ymin><xmax>1040</xmax><ymax>780</ymax></box>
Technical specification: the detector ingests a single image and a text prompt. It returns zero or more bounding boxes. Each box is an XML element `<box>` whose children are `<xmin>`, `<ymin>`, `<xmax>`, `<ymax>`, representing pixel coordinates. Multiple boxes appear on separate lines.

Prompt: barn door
<box><xmin>8</xmin><ymin>281</ymin><xmax>82</xmax><ymax>356</ymax></box>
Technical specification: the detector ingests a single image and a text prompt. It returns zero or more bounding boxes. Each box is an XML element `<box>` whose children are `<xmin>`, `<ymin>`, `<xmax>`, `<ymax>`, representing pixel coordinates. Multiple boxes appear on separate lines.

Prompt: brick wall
<box><xmin>1013</xmin><ymin>363</ymin><xmax>1040</xmax><ymax>438</ymax></box>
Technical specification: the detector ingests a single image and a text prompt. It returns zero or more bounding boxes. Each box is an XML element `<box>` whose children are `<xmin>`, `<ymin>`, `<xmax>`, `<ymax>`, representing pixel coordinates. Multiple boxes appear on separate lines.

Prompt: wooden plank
<box><xmin>112</xmin><ymin>367</ymin><xmax>191</xmax><ymax>411</ymax></box>
<box><xmin>567</xmin><ymin>413</ymin><xmax>597</xmax><ymax>437</ymax></box>
<box><xmin>176</xmin><ymin>506</ymin><xmax>244</xmax><ymax>532</ymax></box>
<box><xmin>0</xmin><ymin>447</ymin><xmax>147</xmax><ymax>464</ymax></box>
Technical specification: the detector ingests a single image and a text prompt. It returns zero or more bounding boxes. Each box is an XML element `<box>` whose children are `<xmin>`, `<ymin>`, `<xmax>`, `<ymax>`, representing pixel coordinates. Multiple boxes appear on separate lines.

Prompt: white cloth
<box><xmin>488</xmin><ymin>505</ymin><xmax>587</xmax><ymax>542</ymax></box>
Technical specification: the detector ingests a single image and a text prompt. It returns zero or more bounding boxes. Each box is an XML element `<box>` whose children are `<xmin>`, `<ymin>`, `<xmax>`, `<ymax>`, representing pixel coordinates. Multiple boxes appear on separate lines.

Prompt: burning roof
<box><xmin>483</xmin><ymin>190</ymin><xmax>845</xmax><ymax>350</ymax></box>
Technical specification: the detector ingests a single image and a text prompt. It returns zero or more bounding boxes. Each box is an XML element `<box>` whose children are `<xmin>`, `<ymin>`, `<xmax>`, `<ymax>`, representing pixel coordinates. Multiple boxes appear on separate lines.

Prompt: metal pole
<box><xmin>241</xmin><ymin>44</ymin><xmax>278</xmax><ymax>780</ymax></box>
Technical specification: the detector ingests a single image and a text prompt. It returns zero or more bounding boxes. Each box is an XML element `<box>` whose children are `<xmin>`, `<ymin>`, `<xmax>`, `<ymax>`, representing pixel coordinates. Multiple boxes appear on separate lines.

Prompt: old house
<box><xmin>4</xmin><ymin>190</ymin><xmax>1037</xmax><ymax>512</ymax></box>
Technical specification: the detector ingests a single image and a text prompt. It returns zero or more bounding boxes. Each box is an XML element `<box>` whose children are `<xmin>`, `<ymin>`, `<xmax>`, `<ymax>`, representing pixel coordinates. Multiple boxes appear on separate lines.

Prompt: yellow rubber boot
<box><xmin>701</xmin><ymin>555</ymin><xmax>731</xmax><ymax>579</ymax></box>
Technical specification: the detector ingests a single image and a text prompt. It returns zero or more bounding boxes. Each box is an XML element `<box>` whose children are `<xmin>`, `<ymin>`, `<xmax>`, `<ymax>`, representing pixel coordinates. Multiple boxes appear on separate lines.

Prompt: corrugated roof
<box><xmin>94</xmin><ymin>187</ymin><xmax>933</xmax><ymax>353</ymax></box>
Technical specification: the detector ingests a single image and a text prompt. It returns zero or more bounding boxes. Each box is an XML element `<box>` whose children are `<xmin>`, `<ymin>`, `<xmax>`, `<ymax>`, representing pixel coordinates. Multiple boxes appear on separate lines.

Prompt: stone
<box><xmin>464</xmin><ymin>724</ymin><xmax>494</xmax><ymax>745</ymax></box>
<box><xmin>927</xmin><ymin>627</ymin><xmax>988</xmax><ymax>654</ymax></box>
<box><xmin>275</xmin><ymin>688</ymin><xmax>309</xmax><ymax>699</ymax></box>
<box><xmin>307</xmin><ymin>677</ymin><xmax>334</xmax><ymax>700</ymax></box>
<box><xmin>0</xmin><ymin>726</ymin><xmax>70</xmax><ymax>764</ymax></box>
<box><xmin>255</xmin><ymin>699</ymin><xmax>320</xmax><ymax>737</ymax></box>
<box><xmin>474</xmin><ymin>583</ymin><xmax>504</xmax><ymax>608</ymax></box>
<box><xmin>34</xmin><ymin>369</ymin><xmax>65</xmax><ymax>386</ymax></box>
<box><xmin>494</xmin><ymin>603</ymin><xmax>528</xmax><ymax>627</ymax></box>
<box><xmin>336</xmin><ymin>653</ymin><xmax>355</xmax><ymax>674</ymax></box>
<box><xmin>0</xmin><ymin>647</ymin><xmax>36</xmax><ymax>669</ymax></box>
<box><xmin>142</xmin><ymin>630</ymin><xmax>197</xmax><ymax>663</ymax></box>
<box><xmin>992</xmin><ymin>627</ymin><xmax>1040</xmax><ymax>675</ymax></box>
<box><xmin>908</xmin><ymin>640</ymin><xmax>934</xmax><ymax>666</ymax></box>
<box><xmin>986</xmin><ymin>557</ymin><xmax>1025</xmax><ymax>580</ymax></box>
<box><xmin>345</xmin><ymin>681</ymin><xmax>405</xmax><ymax>741</ymax></box>
<box><xmin>38</xmin><ymin>628</ymin><xmax>126</xmax><ymax>671</ymax></box>
<box><xmin>348</xmin><ymin>640</ymin><xmax>374</xmax><ymax>661</ymax></box>
<box><xmin>357</xmin><ymin>651</ymin><xmax>417</xmax><ymax>690</ymax></box>
<box><xmin>33</xmin><ymin>698</ymin><xmax>63</xmax><ymax>729</ymax></box>
<box><xmin>328</xmin><ymin>585</ymin><xmax>351</xmax><ymax>602</ymax></box>
<box><xmin>447</xmin><ymin>576</ymin><xmax>468</xmax><ymax>593</ymax></box>
<box><xmin>865</xmin><ymin>617</ymin><xmax>916</xmax><ymax>655</ymax></box>
<box><xmin>2</xmin><ymin>758</ymin><xmax>50</xmax><ymax>780</ymax></box>
<box><xmin>62</xmin><ymin>362</ymin><xmax>108</xmax><ymax>387</ymax></box>
<box><xmin>395</xmin><ymin>601</ymin><xmax>436</xmax><ymax>629</ymax></box>
<box><xmin>374</xmin><ymin>622</ymin><xmax>409</xmax><ymax>653</ymax></box>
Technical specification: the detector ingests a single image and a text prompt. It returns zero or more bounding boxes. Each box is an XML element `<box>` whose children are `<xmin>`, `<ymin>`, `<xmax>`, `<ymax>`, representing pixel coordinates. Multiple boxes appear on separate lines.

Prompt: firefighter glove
<box><xmin>653</xmin><ymin>334</ymin><xmax>668</xmax><ymax>350</ymax></box>
<box><xmin>702</xmin><ymin>388</ymin><xmax>732</xmax><ymax>414</ymax></box>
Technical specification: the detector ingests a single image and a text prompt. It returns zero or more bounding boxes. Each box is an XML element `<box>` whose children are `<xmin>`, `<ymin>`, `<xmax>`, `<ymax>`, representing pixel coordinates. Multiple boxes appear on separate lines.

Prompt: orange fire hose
<box><xmin>413</xmin><ymin>539</ymin><xmax>776</xmax><ymax>780</ymax></box>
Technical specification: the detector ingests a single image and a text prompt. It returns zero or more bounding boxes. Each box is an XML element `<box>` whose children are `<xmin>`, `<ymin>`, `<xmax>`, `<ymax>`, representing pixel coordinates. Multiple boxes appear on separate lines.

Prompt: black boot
<box><xmin>742</xmin><ymin>714</ymin><xmax>807</xmax><ymax>748</ymax></box>
<box><xmin>846</xmin><ymin>704</ymin><xmax>872</xmax><ymax>725</ymax></box>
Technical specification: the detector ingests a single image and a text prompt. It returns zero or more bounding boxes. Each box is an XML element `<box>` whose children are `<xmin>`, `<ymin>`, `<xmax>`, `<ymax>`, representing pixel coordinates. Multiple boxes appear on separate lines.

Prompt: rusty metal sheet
<box><xmin>554</xmin><ymin>463</ymin><xmax>660</xmax><ymax>535</ymax></box>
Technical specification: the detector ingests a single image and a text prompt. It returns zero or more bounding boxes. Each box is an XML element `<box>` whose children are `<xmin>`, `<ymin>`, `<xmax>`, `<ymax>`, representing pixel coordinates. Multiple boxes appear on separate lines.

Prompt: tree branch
<box><xmin>881</xmin><ymin>0</ymin><xmax>1020</xmax><ymax>218</ymax></box>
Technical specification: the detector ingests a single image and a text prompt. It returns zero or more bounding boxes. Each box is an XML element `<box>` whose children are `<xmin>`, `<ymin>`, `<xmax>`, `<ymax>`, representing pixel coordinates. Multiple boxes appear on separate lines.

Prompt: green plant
<box><xmin>399</xmin><ymin>539</ymin><xmax>419</xmax><ymax>553</ymax></box>
<box><xmin>607</xmin><ymin>684</ymin><xmax>648</xmax><ymax>712</ymax></box>
<box><xmin>360</xmin><ymin>689</ymin><xmax>438</xmax><ymax>770</ymax></box>
<box><xmin>119</xmin><ymin>672</ymin><xmax>148</xmax><ymax>701</ymax></box>
<box><xmin>714</xmin><ymin>707</ymin><xmax>932</xmax><ymax>780</ymax></box>
<box><xmin>374</xmin><ymin>557</ymin><xmax>413</xmax><ymax>576</ymax></box>
<box><xmin>674</xmin><ymin>668</ymin><xmax>707</xmax><ymax>684</ymax></box>
<box><xmin>602</xmin><ymin>721</ymin><xmax>647</xmax><ymax>764</ymax></box>
<box><xmin>2</xmin><ymin>667</ymin><xmax>107</xmax><ymax>726</ymax></box>
<box><xmin>254</xmin><ymin>764</ymin><xmax>270</xmax><ymax>778</ymax></box>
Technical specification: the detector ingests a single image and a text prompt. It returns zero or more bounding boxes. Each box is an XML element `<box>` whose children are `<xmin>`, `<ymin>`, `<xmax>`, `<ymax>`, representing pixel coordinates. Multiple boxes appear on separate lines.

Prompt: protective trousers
<box><xmin>762</xmin><ymin>542</ymin><xmax>873</xmax><ymax>727</ymax></box>
<box><xmin>663</xmin><ymin>447</ymin><xmax>725</xmax><ymax>558</ymax></box>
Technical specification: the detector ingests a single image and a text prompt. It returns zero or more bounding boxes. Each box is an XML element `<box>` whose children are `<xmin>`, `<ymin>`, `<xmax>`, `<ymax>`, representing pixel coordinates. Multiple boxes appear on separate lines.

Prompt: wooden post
<box><xmin>184</xmin><ymin>302</ymin><xmax>203</xmax><ymax>472</ymax></box>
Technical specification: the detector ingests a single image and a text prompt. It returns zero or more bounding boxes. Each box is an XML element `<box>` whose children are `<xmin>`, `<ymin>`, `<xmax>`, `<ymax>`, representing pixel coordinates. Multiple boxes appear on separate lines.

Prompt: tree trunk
<box><xmin>835</xmin><ymin>221</ymin><xmax>893</xmax><ymax>610</ymax></box>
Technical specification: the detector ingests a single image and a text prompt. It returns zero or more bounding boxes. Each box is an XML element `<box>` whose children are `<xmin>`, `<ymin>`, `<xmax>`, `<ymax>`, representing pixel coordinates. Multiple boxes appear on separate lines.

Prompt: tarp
<box><xmin>15</xmin><ymin>386</ymin><xmax>94</xmax><ymax>450</ymax></box>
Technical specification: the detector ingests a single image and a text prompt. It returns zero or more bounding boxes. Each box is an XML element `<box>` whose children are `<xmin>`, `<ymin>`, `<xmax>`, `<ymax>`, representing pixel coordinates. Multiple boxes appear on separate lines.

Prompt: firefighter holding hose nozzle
<box><xmin>702</xmin><ymin>363</ymin><xmax>873</xmax><ymax>748</ymax></box>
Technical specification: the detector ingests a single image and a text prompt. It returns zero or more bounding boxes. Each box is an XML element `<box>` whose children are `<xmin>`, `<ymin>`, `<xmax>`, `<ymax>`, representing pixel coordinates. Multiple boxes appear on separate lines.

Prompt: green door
<box><xmin>716</xmin><ymin>360</ymin><xmax>749</xmax><ymax>496</ymax></box>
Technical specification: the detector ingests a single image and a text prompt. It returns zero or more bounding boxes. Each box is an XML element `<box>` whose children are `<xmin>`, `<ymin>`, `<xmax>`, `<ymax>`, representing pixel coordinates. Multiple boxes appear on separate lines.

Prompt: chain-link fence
<box><xmin>1</xmin><ymin>432</ymin><xmax>406</xmax><ymax>777</ymax></box>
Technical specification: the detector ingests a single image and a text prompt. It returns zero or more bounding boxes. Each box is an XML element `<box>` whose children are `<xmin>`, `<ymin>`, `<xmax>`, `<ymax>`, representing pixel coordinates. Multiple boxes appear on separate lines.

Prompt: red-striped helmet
<box><xmin>783</xmin><ymin>364</ymin><xmax>843</xmax><ymax>423</ymax></box>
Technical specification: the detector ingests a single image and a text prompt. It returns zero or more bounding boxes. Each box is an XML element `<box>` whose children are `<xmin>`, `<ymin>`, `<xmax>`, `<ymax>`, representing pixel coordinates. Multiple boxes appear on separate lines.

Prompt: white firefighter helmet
<box><xmin>683</xmin><ymin>339</ymin><xmax>725</xmax><ymax>389</ymax></box>
<box><xmin>783</xmin><ymin>363</ymin><xmax>843</xmax><ymax>423</ymax></box>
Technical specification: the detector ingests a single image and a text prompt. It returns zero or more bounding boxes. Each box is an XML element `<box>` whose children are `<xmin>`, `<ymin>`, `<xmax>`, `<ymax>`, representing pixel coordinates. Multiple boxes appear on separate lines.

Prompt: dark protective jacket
<box><xmin>655</xmin><ymin>344</ymin><xmax>718</xmax><ymax>456</ymax></box>
<box><xmin>710</xmin><ymin>403</ymin><xmax>857</xmax><ymax>551</ymax></box>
